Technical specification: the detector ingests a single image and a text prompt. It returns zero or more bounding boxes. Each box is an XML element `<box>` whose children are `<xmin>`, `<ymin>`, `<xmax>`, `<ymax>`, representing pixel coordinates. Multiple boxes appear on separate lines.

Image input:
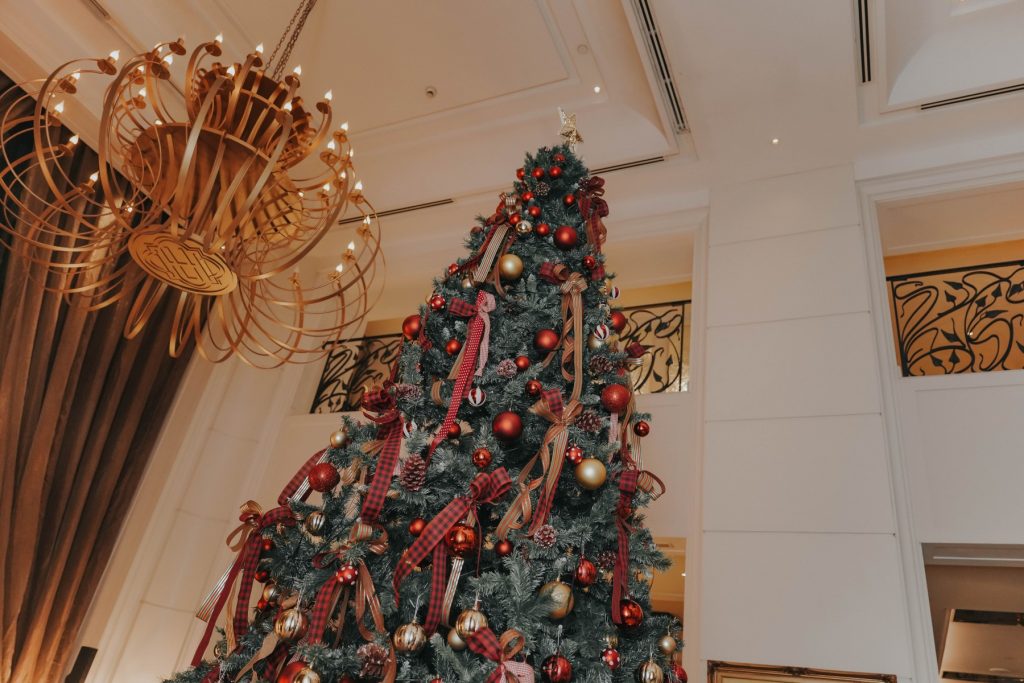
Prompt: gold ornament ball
<box><xmin>393</xmin><ymin>622</ymin><xmax>427</xmax><ymax>652</ymax></box>
<box><xmin>575</xmin><ymin>458</ymin><xmax>607</xmax><ymax>490</ymax></box>
<box><xmin>455</xmin><ymin>607</ymin><xmax>489</xmax><ymax>639</ymax></box>
<box><xmin>294</xmin><ymin>668</ymin><xmax>321</xmax><ymax>683</ymax></box>
<box><xmin>539</xmin><ymin>579</ymin><xmax>575</xmax><ymax>619</ymax></box>
<box><xmin>274</xmin><ymin>607</ymin><xmax>309</xmax><ymax>642</ymax></box>
<box><xmin>658</xmin><ymin>633</ymin><xmax>678</xmax><ymax>656</ymax></box>
<box><xmin>637</xmin><ymin>660</ymin><xmax>665</xmax><ymax>683</ymax></box>
<box><xmin>304</xmin><ymin>510</ymin><xmax>327</xmax><ymax>536</ymax></box>
<box><xmin>461</xmin><ymin>276</ymin><xmax>476</xmax><ymax>290</ymax></box>
<box><xmin>447</xmin><ymin>627</ymin><xmax>467</xmax><ymax>651</ymax></box>
<box><xmin>605</xmin><ymin>633</ymin><xmax>619</xmax><ymax>649</ymax></box>
<box><xmin>499</xmin><ymin>254</ymin><xmax>524</xmax><ymax>281</ymax></box>
<box><xmin>329</xmin><ymin>427</ymin><xmax>347</xmax><ymax>449</ymax></box>
<box><xmin>516</xmin><ymin>220</ymin><xmax>533</xmax><ymax>236</ymax></box>
<box><xmin>587</xmin><ymin>333</ymin><xmax>605</xmax><ymax>350</ymax></box>
<box><xmin>261</xmin><ymin>583</ymin><xmax>281</xmax><ymax>603</ymax></box>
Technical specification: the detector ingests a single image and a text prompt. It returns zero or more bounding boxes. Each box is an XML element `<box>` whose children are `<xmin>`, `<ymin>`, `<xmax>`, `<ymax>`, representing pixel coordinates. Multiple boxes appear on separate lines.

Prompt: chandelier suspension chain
<box><xmin>267</xmin><ymin>0</ymin><xmax>319</xmax><ymax>79</ymax></box>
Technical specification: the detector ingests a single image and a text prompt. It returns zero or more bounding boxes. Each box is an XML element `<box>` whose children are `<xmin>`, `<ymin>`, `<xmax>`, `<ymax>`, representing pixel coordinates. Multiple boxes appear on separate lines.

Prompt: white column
<box><xmin>699</xmin><ymin>165</ymin><xmax>915</xmax><ymax>677</ymax></box>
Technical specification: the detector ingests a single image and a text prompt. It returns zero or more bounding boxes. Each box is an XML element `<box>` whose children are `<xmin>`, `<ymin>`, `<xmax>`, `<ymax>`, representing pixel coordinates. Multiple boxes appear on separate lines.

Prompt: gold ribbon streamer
<box><xmin>196</xmin><ymin>501</ymin><xmax>264</xmax><ymax>623</ymax></box>
<box><xmin>541</xmin><ymin>272</ymin><xmax>587</xmax><ymax>402</ymax></box>
<box><xmin>332</xmin><ymin>559</ymin><xmax>398</xmax><ymax>682</ymax></box>
<box><xmin>495</xmin><ymin>397</ymin><xmax>581</xmax><ymax>538</ymax></box>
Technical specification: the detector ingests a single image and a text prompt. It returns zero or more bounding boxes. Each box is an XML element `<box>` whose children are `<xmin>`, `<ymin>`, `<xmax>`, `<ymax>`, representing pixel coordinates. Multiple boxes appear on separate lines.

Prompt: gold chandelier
<box><xmin>0</xmin><ymin>0</ymin><xmax>384</xmax><ymax>367</ymax></box>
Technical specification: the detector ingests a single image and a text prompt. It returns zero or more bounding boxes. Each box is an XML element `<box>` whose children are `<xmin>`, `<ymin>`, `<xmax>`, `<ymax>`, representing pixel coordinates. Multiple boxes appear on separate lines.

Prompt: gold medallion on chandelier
<box><xmin>128</xmin><ymin>231</ymin><xmax>238</xmax><ymax>295</ymax></box>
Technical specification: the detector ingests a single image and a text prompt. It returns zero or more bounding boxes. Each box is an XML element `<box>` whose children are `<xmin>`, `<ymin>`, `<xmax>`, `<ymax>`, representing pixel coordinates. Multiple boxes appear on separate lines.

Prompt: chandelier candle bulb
<box><xmin>324</xmin><ymin>90</ymin><xmax>333</xmax><ymax>101</ymax></box>
<box><xmin>214</xmin><ymin>33</ymin><xmax>223</xmax><ymax>43</ymax></box>
<box><xmin>255</xmin><ymin>42</ymin><xmax>264</xmax><ymax>53</ymax></box>
<box><xmin>108</xmin><ymin>50</ymin><xmax>120</xmax><ymax>61</ymax></box>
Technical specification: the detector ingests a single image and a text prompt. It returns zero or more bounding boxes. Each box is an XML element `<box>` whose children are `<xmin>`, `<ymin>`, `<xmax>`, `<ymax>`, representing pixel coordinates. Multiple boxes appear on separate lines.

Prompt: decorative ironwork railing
<box><xmin>887</xmin><ymin>260</ymin><xmax>1024</xmax><ymax>376</ymax></box>
<box><xmin>309</xmin><ymin>299</ymin><xmax>690</xmax><ymax>413</ymax></box>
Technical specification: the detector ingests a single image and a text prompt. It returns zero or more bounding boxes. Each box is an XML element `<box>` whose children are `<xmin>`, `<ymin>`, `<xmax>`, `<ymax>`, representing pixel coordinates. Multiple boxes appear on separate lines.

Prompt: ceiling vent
<box><xmin>856</xmin><ymin>0</ymin><xmax>872</xmax><ymax>83</ymax></box>
<box><xmin>592</xmin><ymin>156</ymin><xmax>665</xmax><ymax>174</ymax></box>
<box><xmin>921</xmin><ymin>82</ymin><xmax>1024</xmax><ymax>110</ymax></box>
<box><xmin>625</xmin><ymin>0</ymin><xmax>687</xmax><ymax>134</ymax></box>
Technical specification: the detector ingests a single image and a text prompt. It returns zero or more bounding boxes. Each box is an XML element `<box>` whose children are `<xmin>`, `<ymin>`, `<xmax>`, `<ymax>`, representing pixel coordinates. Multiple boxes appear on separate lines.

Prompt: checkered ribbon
<box><xmin>393</xmin><ymin>469</ymin><xmax>511</xmax><ymax>633</ymax></box>
<box><xmin>280</xmin><ymin>447</ymin><xmax>330</xmax><ymax>504</ymax></box>
<box><xmin>190</xmin><ymin>503</ymin><xmax>296</xmax><ymax>666</ymax></box>
<box><xmin>578</xmin><ymin>176</ymin><xmax>609</xmax><ymax>280</ymax></box>
<box><xmin>536</xmin><ymin>266</ymin><xmax>587</xmax><ymax>401</ymax></box>
<box><xmin>358</xmin><ymin>385</ymin><xmax>404</xmax><ymax>524</ymax></box>
<box><xmin>495</xmin><ymin>391</ymin><xmax>580</xmax><ymax>539</ymax></box>
<box><xmin>538</xmin><ymin>261</ymin><xmax>570</xmax><ymax>285</ymax></box>
<box><xmin>467</xmin><ymin>628</ymin><xmax>534</xmax><ymax>682</ymax></box>
<box><xmin>453</xmin><ymin>194</ymin><xmax>513</xmax><ymax>280</ymax></box>
<box><xmin>611</xmin><ymin>467</ymin><xmax>665</xmax><ymax>624</ymax></box>
<box><xmin>425</xmin><ymin>290</ymin><xmax>496</xmax><ymax>463</ymax></box>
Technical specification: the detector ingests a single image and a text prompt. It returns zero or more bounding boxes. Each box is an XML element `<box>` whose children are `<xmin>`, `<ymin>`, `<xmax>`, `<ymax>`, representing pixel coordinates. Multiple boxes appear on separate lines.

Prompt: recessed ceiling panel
<box><xmin>216</xmin><ymin>0</ymin><xmax>570</xmax><ymax>131</ymax></box>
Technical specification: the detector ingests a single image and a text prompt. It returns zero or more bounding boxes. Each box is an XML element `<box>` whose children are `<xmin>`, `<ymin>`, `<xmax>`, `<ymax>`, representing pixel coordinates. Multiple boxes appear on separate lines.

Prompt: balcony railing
<box><xmin>309</xmin><ymin>299</ymin><xmax>690</xmax><ymax>414</ymax></box>
<box><xmin>887</xmin><ymin>260</ymin><xmax>1024</xmax><ymax>376</ymax></box>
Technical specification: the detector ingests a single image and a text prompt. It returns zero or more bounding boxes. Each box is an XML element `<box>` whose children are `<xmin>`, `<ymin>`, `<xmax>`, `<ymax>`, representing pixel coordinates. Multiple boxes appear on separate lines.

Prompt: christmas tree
<box><xmin>171</xmin><ymin>115</ymin><xmax>683</xmax><ymax>683</ymax></box>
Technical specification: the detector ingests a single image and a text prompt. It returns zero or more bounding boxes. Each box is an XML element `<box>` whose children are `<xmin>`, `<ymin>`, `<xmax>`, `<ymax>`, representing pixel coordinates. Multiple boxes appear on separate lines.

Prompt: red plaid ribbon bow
<box><xmin>538</xmin><ymin>261</ymin><xmax>570</xmax><ymax>285</ymax></box>
<box><xmin>467</xmin><ymin>628</ymin><xmax>534</xmax><ymax>682</ymax></box>
<box><xmin>191</xmin><ymin>503</ymin><xmax>296</xmax><ymax>666</ymax></box>
<box><xmin>393</xmin><ymin>468</ymin><xmax>511</xmax><ymax>633</ymax></box>
<box><xmin>425</xmin><ymin>290</ymin><xmax>496</xmax><ymax>463</ymax></box>
<box><xmin>359</xmin><ymin>385</ymin><xmax>404</xmax><ymax>524</ymax></box>
<box><xmin>527</xmin><ymin>390</ymin><xmax>581</xmax><ymax>534</ymax></box>
<box><xmin>611</xmin><ymin>467</ymin><xmax>665</xmax><ymax>623</ymax></box>
<box><xmin>577</xmin><ymin>176</ymin><xmax>609</xmax><ymax>275</ymax></box>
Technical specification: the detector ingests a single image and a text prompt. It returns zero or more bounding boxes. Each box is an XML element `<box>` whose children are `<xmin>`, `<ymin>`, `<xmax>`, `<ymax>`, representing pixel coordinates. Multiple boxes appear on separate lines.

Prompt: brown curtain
<box><xmin>0</xmin><ymin>80</ymin><xmax>193</xmax><ymax>682</ymax></box>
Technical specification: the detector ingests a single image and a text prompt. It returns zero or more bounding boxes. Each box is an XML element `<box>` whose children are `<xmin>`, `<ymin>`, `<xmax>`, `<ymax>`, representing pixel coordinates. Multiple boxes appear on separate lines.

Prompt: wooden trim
<box><xmin>708</xmin><ymin>661</ymin><xmax>896</xmax><ymax>683</ymax></box>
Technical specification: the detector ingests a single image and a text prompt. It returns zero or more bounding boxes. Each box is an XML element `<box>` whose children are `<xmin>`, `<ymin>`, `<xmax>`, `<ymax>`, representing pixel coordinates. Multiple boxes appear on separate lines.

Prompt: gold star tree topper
<box><xmin>558</xmin><ymin>108</ymin><xmax>583</xmax><ymax>149</ymax></box>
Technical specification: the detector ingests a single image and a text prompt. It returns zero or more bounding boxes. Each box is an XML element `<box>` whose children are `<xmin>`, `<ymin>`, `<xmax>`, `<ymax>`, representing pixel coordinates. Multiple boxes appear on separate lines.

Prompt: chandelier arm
<box><xmin>220</xmin><ymin>52</ymin><xmax>263</xmax><ymax>132</ymax></box>
<box><xmin>189</xmin><ymin>137</ymin><xmax>229</xmax><ymax>250</ymax></box>
<box><xmin>168</xmin><ymin>289</ymin><xmax>198</xmax><ymax>358</ymax></box>
<box><xmin>123</xmin><ymin>276</ymin><xmax>169</xmax><ymax>339</ymax></box>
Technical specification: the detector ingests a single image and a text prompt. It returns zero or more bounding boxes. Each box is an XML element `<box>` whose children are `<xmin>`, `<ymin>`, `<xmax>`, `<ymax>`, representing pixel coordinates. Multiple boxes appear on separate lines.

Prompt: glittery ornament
<box><xmin>534</xmin><ymin>523</ymin><xmax>557</xmax><ymax>548</ymax></box>
<box><xmin>496</xmin><ymin>359</ymin><xmax>518</xmax><ymax>378</ymax></box>
<box><xmin>535</xmin><ymin>181</ymin><xmax>551</xmax><ymax>197</ymax></box>
<box><xmin>393</xmin><ymin>383</ymin><xmax>422</xmax><ymax>400</ymax></box>
<box><xmin>399</xmin><ymin>455</ymin><xmax>427</xmax><ymax>491</ymax></box>
<box><xmin>597</xmin><ymin>550</ymin><xmax>617</xmax><ymax>570</ymax></box>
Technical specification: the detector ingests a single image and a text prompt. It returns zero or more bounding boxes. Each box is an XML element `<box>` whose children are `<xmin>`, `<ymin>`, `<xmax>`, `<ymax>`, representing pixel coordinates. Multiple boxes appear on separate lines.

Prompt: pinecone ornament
<box><xmin>575</xmin><ymin>409</ymin><xmax>603</xmax><ymax>433</ymax></box>
<box><xmin>357</xmin><ymin>642</ymin><xmax>389</xmax><ymax>679</ymax></box>
<box><xmin>496</xmin><ymin>359</ymin><xmax>518</xmax><ymax>378</ymax></box>
<box><xmin>589</xmin><ymin>356</ymin><xmax>615</xmax><ymax>375</ymax></box>
<box><xmin>399</xmin><ymin>455</ymin><xmax>427</xmax><ymax>492</ymax></box>
<box><xmin>534</xmin><ymin>524</ymin><xmax>557</xmax><ymax>548</ymax></box>
<box><xmin>597</xmin><ymin>549</ymin><xmax>617</xmax><ymax>570</ymax></box>
<box><xmin>535</xmin><ymin>181</ymin><xmax>551</xmax><ymax>197</ymax></box>
<box><xmin>393</xmin><ymin>383</ymin><xmax>422</xmax><ymax>400</ymax></box>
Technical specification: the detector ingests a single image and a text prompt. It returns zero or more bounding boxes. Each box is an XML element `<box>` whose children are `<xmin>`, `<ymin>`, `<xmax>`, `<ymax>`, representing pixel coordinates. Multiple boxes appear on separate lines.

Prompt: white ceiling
<box><xmin>3</xmin><ymin>0</ymin><xmax>1024</xmax><ymax>319</ymax></box>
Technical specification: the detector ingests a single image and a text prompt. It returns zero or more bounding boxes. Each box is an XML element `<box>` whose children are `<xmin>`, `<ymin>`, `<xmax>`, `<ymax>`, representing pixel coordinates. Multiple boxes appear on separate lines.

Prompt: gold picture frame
<box><xmin>708</xmin><ymin>661</ymin><xmax>897</xmax><ymax>683</ymax></box>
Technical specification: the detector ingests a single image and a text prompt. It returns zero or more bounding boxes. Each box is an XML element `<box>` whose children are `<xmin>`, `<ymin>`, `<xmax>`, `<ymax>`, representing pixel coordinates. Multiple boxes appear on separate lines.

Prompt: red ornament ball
<box><xmin>553</xmin><ymin>152</ymin><xmax>566</xmax><ymax>163</ymax></box>
<box><xmin>574</xmin><ymin>557</ymin><xmax>597</xmax><ymax>586</ymax></box>
<box><xmin>565</xmin><ymin>444</ymin><xmax>585</xmax><ymax>466</ymax></box>
<box><xmin>522</xmin><ymin>191</ymin><xmax>535</xmax><ymax>201</ymax></box>
<box><xmin>255</xmin><ymin>568</ymin><xmax>270</xmax><ymax>582</ymax></box>
<box><xmin>634</xmin><ymin>420</ymin><xmax>651</xmax><ymax>437</ymax></box>
<box><xmin>308</xmin><ymin>462</ymin><xmax>340</xmax><ymax>492</ymax></box>
<box><xmin>582</xmin><ymin>255</ymin><xmax>597</xmax><ymax>270</ymax></box>
<box><xmin>408</xmin><ymin>517</ymin><xmax>426</xmax><ymax>536</ymax></box>
<box><xmin>472</xmin><ymin>447</ymin><xmax>493</xmax><ymax>469</ymax></box>
<box><xmin>261</xmin><ymin>537</ymin><xmax>274</xmax><ymax>552</ymax></box>
<box><xmin>429</xmin><ymin>293</ymin><xmax>446</xmax><ymax>311</ymax></box>
<box><xmin>445</xmin><ymin>338</ymin><xmax>462</xmax><ymax>356</ymax></box>
<box><xmin>672</xmin><ymin>664</ymin><xmax>688</xmax><ymax>683</ymax></box>
<box><xmin>445</xmin><ymin>523</ymin><xmax>478</xmax><ymax>557</ymax></box>
<box><xmin>534</xmin><ymin>328</ymin><xmax>560</xmax><ymax>352</ymax></box>
<box><xmin>495</xmin><ymin>539</ymin><xmax>514</xmax><ymax>557</ymax></box>
<box><xmin>618</xmin><ymin>599</ymin><xmax>644</xmax><ymax>629</ymax></box>
<box><xmin>448</xmin><ymin>263</ymin><xmax>459</xmax><ymax>276</ymax></box>
<box><xmin>528</xmin><ymin>205</ymin><xmax>542</xmax><ymax>218</ymax></box>
<box><xmin>278</xmin><ymin>661</ymin><xmax>313</xmax><ymax>683</ymax></box>
<box><xmin>601</xmin><ymin>647</ymin><xmax>621</xmax><ymax>670</ymax></box>
<box><xmin>257</xmin><ymin>598</ymin><xmax>269</xmax><ymax>611</ymax></box>
<box><xmin>447</xmin><ymin>422</ymin><xmax>462</xmax><ymax>439</ymax></box>
<box><xmin>516</xmin><ymin>167</ymin><xmax>526</xmax><ymax>180</ymax></box>
<box><xmin>563</xmin><ymin>193</ymin><xmax>576</xmax><ymax>206</ymax></box>
<box><xmin>601</xmin><ymin>384</ymin><xmax>631</xmax><ymax>414</ymax></box>
<box><xmin>609</xmin><ymin>309</ymin><xmax>627</xmax><ymax>333</ymax></box>
<box><xmin>542</xmin><ymin>654</ymin><xmax>573</xmax><ymax>683</ymax></box>
<box><xmin>553</xmin><ymin>225</ymin><xmax>578</xmax><ymax>250</ymax></box>
<box><xmin>526</xmin><ymin>379</ymin><xmax>543</xmax><ymax>397</ymax></box>
<box><xmin>535</xmin><ymin>222</ymin><xmax>551</xmax><ymax>237</ymax></box>
<box><xmin>335</xmin><ymin>563</ymin><xmax>359</xmax><ymax>586</ymax></box>
<box><xmin>492</xmin><ymin>411</ymin><xmax>523</xmax><ymax>441</ymax></box>
<box><xmin>531</xmin><ymin>166</ymin><xmax>545</xmax><ymax>179</ymax></box>
<box><xmin>514</xmin><ymin>355</ymin><xmax>531</xmax><ymax>371</ymax></box>
<box><xmin>509</xmin><ymin>213</ymin><xmax>522</xmax><ymax>225</ymax></box>
<box><xmin>401</xmin><ymin>314</ymin><xmax>422</xmax><ymax>340</ymax></box>
<box><xmin>549</xmin><ymin>166</ymin><xmax>563</xmax><ymax>179</ymax></box>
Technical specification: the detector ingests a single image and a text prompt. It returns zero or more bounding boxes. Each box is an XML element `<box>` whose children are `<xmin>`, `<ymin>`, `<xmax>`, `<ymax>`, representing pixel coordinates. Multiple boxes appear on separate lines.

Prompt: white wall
<box><xmin>700</xmin><ymin>165</ymin><xmax>916</xmax><ymax>678</ymax></box>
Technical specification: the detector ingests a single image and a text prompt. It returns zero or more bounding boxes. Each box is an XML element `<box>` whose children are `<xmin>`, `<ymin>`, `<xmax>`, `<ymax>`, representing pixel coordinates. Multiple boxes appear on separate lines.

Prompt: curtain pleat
<box><xmin>0</xmin><ymin>80</ymin><xmax>194</xmax><ymax>682</ymax></box>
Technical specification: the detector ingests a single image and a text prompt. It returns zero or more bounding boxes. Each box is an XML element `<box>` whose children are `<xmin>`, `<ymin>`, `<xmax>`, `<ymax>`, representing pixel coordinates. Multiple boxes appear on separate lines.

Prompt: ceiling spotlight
<box><xmin>593</xmin><ymin>85</ymin><xmax>602</xmax><ymax>94</ymax></box>
<box><xmin>771</xmin><ymin>137</ymin><xmax>780</xmax><ymax>145</ymax></box>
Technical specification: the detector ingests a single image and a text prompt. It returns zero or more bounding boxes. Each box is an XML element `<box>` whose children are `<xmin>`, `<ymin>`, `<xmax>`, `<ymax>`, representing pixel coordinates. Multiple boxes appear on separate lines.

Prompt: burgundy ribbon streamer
<box><xmin>577</xmin><ymin>176</ymin><xmax>609</xmax><ymax>280</ymax></box>
<box><xmin>424</xmin><ymin>290</ymin><xmax>494</xmax><ymax>464</ymax></box>
<box><xmin>359</xmin><ymin>385</ymin><xmax>404</xmax><ymax>524</ymax></box>
<box><xmin>393</xmin><ymin>469</ymin><xmax>511</xmax><ymax>633</ymax></box>
<box><xmin>611</xmin><ymin>469</ymin><xmax>639</xmax><ymax>624</ymax></box>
